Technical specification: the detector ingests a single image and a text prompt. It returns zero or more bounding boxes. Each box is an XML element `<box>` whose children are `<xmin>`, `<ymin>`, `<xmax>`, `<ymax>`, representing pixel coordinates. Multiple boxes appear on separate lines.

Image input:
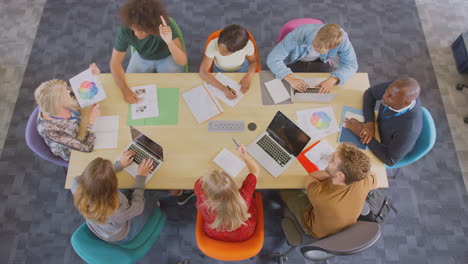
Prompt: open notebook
<box><xmin>182</xmin><ymin>84</ymin><xmax>224</xmax><ymax>124</ymax></box>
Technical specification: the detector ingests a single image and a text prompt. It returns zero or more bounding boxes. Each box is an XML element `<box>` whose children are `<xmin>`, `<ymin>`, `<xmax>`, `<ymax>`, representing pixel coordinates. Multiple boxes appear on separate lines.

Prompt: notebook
<box><xmin>182</xmin><ymin>84</ymin><xmax>224</xmax><ymax>124</ymax></box>
<box><xmin>264</xmin><ymin>79</ymin><xmax>291</xmax><ymax>104</ymax></box>
<box><xmin>338</xmin><ymin>106</ymin><xmax>367</xmax><ymax>150</ymax></box>
<box><xmin>213</xmin><ymin>148</ymin><xmax>246</xmax><ymax>178</ymax></box>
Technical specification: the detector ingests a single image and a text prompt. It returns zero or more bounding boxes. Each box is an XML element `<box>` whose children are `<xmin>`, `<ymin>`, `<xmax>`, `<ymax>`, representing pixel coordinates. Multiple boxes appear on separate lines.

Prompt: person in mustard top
<box><xmin>280</xmin><ymin>143</ymin><xmax>377</xmax><ymax>238</ymax></box>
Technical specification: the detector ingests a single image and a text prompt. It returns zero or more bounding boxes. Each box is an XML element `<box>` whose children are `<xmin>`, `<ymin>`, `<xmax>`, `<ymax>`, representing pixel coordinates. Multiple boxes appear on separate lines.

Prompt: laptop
<box><xmin>247</xmin><ymin>111</ymin><xmax>311</xmax><ymax>177</ymax></box>
<box><xmin>118</xmin><ymin>126</ymin><xmax>164</xmax><ymax>183</ymax></box>
<box><xmin>289</xmin><ymin>77</ymin><xmax>337</xmax><ymax>103</ymax></box>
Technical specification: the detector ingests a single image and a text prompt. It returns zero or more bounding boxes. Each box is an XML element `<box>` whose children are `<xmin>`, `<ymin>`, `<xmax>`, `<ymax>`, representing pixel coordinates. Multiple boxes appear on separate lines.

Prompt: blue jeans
<box><xmin>126</xmin><ymin>51</ymin><xmax>184</xmax><ymax>73</ymax></box>
<box><xmin>213</xmin><ymin>59</ymin><xmax>250</xmax><ymax>73</ymax></box>
<box><xmin>114</xmin><ymin>190</ymin><xmax>170</xmax><ymax>244</ymax></box>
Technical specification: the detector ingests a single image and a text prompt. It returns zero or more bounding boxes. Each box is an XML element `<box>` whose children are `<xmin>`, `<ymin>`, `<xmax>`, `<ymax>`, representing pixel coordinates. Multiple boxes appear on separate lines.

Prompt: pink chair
<box><xmin>276</xmin><ymin>18</ymin><xmax>324</xmax><ymax>43</ymax></box>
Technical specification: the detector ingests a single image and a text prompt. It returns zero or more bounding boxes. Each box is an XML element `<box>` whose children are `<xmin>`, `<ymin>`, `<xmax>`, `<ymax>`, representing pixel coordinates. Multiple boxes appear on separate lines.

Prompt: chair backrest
<box><xmin>300</xmin><ymin>221</ymin><xmax>381</xmax><ymax>261</ymax></box>
<box><xmin>276</xmin><ymin>18</ymin><xmax>324</xmax><ymax>43</ymax></box>
<box><xmin>71</xmin><ymin>207</ymin><xmax>166</xmax><ymax>264</ymax></box>
<box><xmin>203</xmin><ymin>29</ymin><xmax>261</xmax><ymax>73</ymax></box>
<box><xmin>195</xmin><ymin>192</ymin><xmax>264</xmax><ymax>261</ymax></box>
<box><xmin>386</xmin><ymin>107</ymin><xmax>436</xmax><ymax>169</ymax></box>
<box><xmin>25</xmin><ymin>106</ymin><xmax>69</xmax><ymax>167</ymax></box>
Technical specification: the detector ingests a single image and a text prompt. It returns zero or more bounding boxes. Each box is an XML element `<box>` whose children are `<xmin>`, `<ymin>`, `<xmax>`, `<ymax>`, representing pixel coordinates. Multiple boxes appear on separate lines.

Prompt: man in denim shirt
<box><xmin>267</xmin><ymin>24</ymin><xmax>358</xmax><ymax>93</ymax></box>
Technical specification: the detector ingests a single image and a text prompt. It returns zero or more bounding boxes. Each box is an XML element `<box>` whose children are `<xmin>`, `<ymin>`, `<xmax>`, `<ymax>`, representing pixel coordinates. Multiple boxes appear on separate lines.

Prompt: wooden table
<box><xmin>65</xmin><ymin>72</ymin><xmax>388</xmax><ymax>189</ymax></box>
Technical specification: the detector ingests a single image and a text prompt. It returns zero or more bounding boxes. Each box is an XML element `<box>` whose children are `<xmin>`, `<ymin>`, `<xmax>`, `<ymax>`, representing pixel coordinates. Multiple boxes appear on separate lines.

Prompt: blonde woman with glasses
<box><xmin>194</xmin><ymin>145</ymin><xmax>260</xmax><ymax>242</ymax></box>
<box><xmin>34</xmin><ymin>63</ymin><xmax>101</xmax><ymax>161</ymax></box>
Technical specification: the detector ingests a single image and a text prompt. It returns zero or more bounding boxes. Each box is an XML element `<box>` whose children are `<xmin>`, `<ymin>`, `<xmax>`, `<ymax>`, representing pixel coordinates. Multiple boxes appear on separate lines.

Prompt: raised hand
<box><xmin>89</xmin><ymin>63</ymin><xmax>101</xmax><ymax>75</ymax></box>
<box><xmin>158</xmin><ymin>16</ymin><xmax>172</xmax><ymax>44</ymax></box>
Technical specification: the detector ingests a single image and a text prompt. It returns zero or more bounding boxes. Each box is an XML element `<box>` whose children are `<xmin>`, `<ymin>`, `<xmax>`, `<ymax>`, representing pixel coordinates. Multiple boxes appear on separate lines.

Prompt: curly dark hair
<box><xmin>119</xmin><ymin>0</ymin><xmax>169</xmax><ymax>35</ymax></box>
<box><xmin>218</xmin><ymin>25</ymin><xmax>249</xmax><ymax>53</ymax></box>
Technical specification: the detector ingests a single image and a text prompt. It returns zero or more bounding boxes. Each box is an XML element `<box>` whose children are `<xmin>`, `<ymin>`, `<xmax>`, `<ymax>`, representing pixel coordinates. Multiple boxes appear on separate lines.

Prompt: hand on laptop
<box><xmin>317</xmin><ymin>77</ymin><xmax>338</xmax><ymax>93</ymax></box>
<box><xmin>137</xmin><ymin>158</ymin><xmax>154</xmax><ymax>176</ymax></box>
<box><xmin>119</xmin><ymin>150</ymin><xmax>135</xmax><ymax>168</ymax></box>
<box><xmin>284</xmin><ymin>75</ymin><xmax>307</xmax><ymax>92</ymax></box>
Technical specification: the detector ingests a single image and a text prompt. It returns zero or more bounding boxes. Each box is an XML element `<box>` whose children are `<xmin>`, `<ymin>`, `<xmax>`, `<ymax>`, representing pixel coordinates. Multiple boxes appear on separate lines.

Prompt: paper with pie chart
<box><xmin>296</xmin><ymin>107</ymin><xmax>340</xmax><ymax>141</ymax></box>
<box><xmin>69</xmin><ymin>68</ymin><xmax>107</xmax><ymax>108</ymax></box>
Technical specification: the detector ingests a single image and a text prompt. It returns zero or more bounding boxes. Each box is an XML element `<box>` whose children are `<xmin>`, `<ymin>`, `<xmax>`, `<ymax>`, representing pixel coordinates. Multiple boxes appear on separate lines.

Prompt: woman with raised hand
<box><xmin>34</xmin><ymin>63</ymin><xmax>101</xmax><ymax>161</ymax></box>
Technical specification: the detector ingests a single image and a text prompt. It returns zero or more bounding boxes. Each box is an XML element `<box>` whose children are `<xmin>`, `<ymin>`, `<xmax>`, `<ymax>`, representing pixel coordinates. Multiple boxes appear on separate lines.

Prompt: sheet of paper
<box><xmin>128</xmin><ymin>88</ymin><xmax>179</xmax><ymax>126</ymax></box>
<box><xmin>69</xmin><ymin>68</ymin><xmax>107</xmax><ymax>108</ymax></box>
<box><xmin>343</xmin><ymin>112</ymin><xmax>364</xmax><ymax>128</ymax></box>
<box><xmin>131</xmin><ymin>85</ymin><xmax>159</xmax><ymax>120</ymax></box>
<box><xmin>297</xmin><ymin>77</ymin><xmax>327</xmax><ymax>88</ymax></box>
<box><xmin>213</xmin><ymin>148</ymin><xmax>246</xmax><ymax>178</ymax></box>
<box><xmin>93</xmin><ymin>115</ymin><xmax>119</xmax><ymax>149</ymax></box>
<box><xmin>206</xmin><ymin>73</ymin><xmax>244</xmax><ymax>107</ymax></box>
<box><xmin>296</xmin><ymin>107</ymin><xmax>340</xmax><ymax>141</ymax></box>
<box><xmin>182</xmin><ymin>84</ymin><xmax>224</xmax><ymax>124</ymax></box>
<box><xmin>264</xmin><ymin>79</ymin><xmax>291</xmax><ymax>104</ymax></box>
<box><xmin>304</xmin><ymin>140</ymin><xmax>335</xmax><ymax>170</ymax></box>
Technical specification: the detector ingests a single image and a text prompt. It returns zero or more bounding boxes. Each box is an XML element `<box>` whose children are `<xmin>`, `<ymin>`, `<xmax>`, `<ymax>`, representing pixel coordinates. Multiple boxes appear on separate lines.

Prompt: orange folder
<box><xmin>297</xmin><ymin>140</ymin><xmax>321</xmax><ymax>173</ymax></box>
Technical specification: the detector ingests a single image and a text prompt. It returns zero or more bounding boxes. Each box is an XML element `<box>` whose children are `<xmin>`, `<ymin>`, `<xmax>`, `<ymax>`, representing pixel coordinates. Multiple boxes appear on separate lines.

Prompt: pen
<box><xmin>232</xmin><ymin>138</ymin><xmax>240</xmax><ymax>148</ymax></box>
<box><xmin>227</xmin><ymin>85</ymin><xmax>237</xmax><ymax>95</ymax></box>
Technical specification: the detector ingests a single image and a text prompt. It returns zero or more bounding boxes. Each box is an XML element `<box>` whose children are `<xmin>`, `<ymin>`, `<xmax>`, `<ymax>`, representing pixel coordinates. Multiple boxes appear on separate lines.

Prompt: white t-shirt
<box><xmin>300</xmin><ymin>49</ymin><xmax>321</xmax><ymax>62</ymax></box>
<box><xmin>205</xmin><ymin>38</ymin><xmax>255</xmax><ymax>71</ymax></box>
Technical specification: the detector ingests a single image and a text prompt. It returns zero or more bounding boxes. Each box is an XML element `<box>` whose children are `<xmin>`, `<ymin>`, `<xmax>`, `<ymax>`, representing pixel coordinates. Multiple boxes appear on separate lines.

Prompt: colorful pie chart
<box><xmin>78</xmin><ymin>81</ymin><xmax>98</xmax><ymax>100</ymax></box>
<box><xmin>310</xmin><ymin>111</ymin><xmax>331</xmax><ymax>129</ymax></box>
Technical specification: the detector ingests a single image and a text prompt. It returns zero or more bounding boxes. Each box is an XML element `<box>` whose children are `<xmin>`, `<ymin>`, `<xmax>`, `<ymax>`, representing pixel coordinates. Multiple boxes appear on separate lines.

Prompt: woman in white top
<box><xmin>199</xmin><ymin>25</ymin><xmax>258</xmax><ymax>100</ymax></box>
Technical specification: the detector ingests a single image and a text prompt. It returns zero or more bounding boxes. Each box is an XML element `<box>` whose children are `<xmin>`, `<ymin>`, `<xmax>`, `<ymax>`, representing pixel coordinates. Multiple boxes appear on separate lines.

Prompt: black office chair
<box><xmin>276</xmin><ymin>203</ymin><xmax>381</xmax><ymax>264</ymax></box>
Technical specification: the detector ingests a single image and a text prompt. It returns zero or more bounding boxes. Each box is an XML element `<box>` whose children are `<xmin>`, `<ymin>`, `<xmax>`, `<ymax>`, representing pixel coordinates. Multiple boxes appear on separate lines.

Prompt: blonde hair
<box><xmin>201</xmin><ymin>170</ymin><xmax>251</xmax><ymax>232</ymax></box>
<box><xmin>74</xmin><ymin>158</ymin><xmax>120</xmax><ymax>224</ymax></box>
<box><xmin>313</xmin><ymin>24</ymin><xmax>343</xmax><ymax>50</ymax></box>
<box><xmin>34</xmin><ymin>79</ymin><xmax>76</xmax><ymax>116</ymax></box>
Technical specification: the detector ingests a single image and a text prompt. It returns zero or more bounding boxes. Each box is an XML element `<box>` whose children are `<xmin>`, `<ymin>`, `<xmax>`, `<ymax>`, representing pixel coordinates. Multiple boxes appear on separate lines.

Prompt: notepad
<box><xmin>182</xmin><ymin>84</ymin><xmax>224</xmax><ymax>124</ymax></box>
<box><xmin>338</xmin><ymin>106</ymin><xmax>367</xmax><ymax>150</ymax></box>
<box><xmin>213</xmin><ymin>148</ymin><xmax>246</xmax><ymax>178</ymax></box>
<box><xmin>264</xmin><ymin>79</ymin><xmax>291</xmax><ymax>104</ymax></box>
<box><xmin>206</xmin><ymin>73</ymin><xmax>244</xmax><ymax>107</ymax></box>
<box><xmin>304</xmin><ymin>140</ymin><xmax>334</xmax><ymax>170</ymax></box>
<box><xmin>93</xmin><ymin>115</ymin><xmax>119</xmax><ymax>149</ymax></box>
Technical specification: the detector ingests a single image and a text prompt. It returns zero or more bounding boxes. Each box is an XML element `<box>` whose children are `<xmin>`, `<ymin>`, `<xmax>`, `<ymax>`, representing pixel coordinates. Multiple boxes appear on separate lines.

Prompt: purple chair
<box><xmin>25</xmin><ymin>106</ymin><xmax>69</xmax><ymax>167</ymax></box>
<box><xmin>276</xmin><ymin>18</ymin><xmax>324</xmax><ymax>43</ymax></box>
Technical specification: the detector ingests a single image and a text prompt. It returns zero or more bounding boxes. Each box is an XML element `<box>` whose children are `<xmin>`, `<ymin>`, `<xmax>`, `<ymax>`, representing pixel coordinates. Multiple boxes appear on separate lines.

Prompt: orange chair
<box><xmin>203</xmin><ymin>29</ymin><xmax>262</xmax><ymax>73</ymax></box>
<box><xmin>195</xmin><ymin>192</ymin><xmax>265</xmax><ymax>261</ymax></box>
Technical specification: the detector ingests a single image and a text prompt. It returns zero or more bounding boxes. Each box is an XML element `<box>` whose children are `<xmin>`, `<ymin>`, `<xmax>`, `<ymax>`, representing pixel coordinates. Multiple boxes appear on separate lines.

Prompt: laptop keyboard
<box><xmin>257</xmin><ymin>135</ymin><xmax>292</xmax><ymax>167</ymax></box>
<box><xmin>128</xmin><ymin>144</ymin><xmax>159</xmax><ymax>173</ymax></box>
<box><xmin>304</xmin><ymin>87</ymin><xmax>320</xmax><ymax>93</ymax></box>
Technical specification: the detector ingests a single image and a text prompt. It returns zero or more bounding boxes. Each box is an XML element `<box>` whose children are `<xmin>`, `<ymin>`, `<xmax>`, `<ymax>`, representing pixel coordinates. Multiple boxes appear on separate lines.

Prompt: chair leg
<box><xmin>275</xmin><ymin>245</ymin><xmax>296</xmax><ymax>263</ymax></box>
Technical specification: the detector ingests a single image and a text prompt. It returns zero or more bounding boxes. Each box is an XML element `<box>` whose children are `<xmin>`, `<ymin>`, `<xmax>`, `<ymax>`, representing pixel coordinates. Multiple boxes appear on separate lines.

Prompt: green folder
<box><xmin>127</xmin><ymin>88</ymin><xmax>179</xmax><ymax>126</ymax></box>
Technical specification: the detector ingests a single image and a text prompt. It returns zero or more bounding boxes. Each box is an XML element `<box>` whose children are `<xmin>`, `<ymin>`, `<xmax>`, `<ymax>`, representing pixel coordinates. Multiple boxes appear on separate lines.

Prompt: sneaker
<box><xmin>176</xmin><ymin>190</ymin><xmax>195</xmax><ymax>205</ymax></box>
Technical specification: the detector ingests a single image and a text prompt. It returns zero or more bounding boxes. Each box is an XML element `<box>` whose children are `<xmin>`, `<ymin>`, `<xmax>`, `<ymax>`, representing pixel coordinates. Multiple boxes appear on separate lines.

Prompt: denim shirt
<box><xmin>266</xmin><ymin>24</ymin><xmax>358</xmax><ymax>84</ymax></box>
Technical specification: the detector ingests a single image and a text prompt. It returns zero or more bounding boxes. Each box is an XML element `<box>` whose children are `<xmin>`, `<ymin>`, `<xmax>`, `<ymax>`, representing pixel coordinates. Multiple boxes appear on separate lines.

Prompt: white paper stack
<box><xmin>130</xmin><ymin>84</ymin><xmax>159</xmax><ymax>120</ymax></box>
<box><xmin>182</xmin><ymin>84</ymin><xmax>224</xmax><ymax>124</ymax></box>
<box><xmin>264</xmin><ymin>79</ymin><xmax>290</xmax><ymax>104</ymax></box>
<box><xmin>213</xmin><ymin>148</ymin><xmax>246</xmax><ymax>178</ymax></box>
<box><xmin>93</xmin><ymin>116</ymin><xmax>119</xmax><ymax>149</ymax></box>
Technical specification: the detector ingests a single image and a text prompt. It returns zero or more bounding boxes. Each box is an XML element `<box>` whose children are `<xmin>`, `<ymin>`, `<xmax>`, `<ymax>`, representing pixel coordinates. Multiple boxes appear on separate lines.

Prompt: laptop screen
<box><xmin>130</xmin><ymin>127</ymin><xmax>164</xmax><ymax>161</ymax></box>
<box><xmin>267</xmin><ymin>111</ymin><xmax>311</xmax><ymax>157</ymax></box>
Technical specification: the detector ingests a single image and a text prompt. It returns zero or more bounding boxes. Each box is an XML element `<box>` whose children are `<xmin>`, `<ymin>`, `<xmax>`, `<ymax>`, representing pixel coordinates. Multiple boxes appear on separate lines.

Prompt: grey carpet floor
<box><xmin>0</xmin><ymin>0</ymin><xmax>467</xmax><ymax>263</ymax></box>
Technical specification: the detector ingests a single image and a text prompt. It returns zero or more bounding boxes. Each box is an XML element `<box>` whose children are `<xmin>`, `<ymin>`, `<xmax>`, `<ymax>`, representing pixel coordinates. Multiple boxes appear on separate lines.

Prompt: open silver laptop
<box><xmin>289</xmin><ymin>77</ymin><xmax>337</xmax><ymax>103</ymax></box>
<box><xmin>247</xmin><ymin>111</ymin><xmax>311</xmax><ymax>177</ymax></box>
<box><xmin>118</xmin><ymin>126</ymin><xmax>164</xmax><ymax>183</ymax></box>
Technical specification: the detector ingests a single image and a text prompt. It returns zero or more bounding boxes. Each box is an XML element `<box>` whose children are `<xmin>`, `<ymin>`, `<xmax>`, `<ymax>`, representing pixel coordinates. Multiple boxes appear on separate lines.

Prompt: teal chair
<box><xmin>386</xmin><ymin>107</ymin><xmax>436</xmax><ymax>169</ymax></box>
<box><xmin>131</xmin><ymin>17</ymin><xmax>189</xmax><ymax>72</ymax></box>
<box><xmin>71</xmin><ymin>207</ymin><xmax>166</xmax><ymax>264</ymax></box>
